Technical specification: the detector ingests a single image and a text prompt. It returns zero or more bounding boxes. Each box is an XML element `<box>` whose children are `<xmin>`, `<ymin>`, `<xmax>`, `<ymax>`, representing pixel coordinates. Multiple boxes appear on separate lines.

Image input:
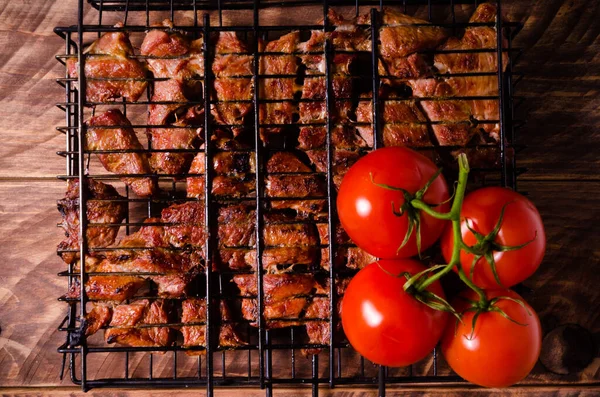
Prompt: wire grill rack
<box><xmin>54</xmin><ymin>0</ymin><xmax>524</xmax><ymax>395</ymax></box>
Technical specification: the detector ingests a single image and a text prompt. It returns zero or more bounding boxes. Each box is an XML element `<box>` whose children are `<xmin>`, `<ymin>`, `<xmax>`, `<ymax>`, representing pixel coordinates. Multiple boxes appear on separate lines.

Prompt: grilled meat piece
<box><xmin>358</xmin><ymin>9</ymin><xmax>448</xmax><ymax>80</ymax></box>
<box><xmin>264</xmin><ymin>223</ymin><xmax>319</xmax><ymax>248</ymax></box>
<box><xmin>355</xmin><ymin>99</ymin><xmax>431</xmax><ymax>147</ymax></box>
<box><xmin>212</xmin><ymin>32</ymin><xmax>253</xmax><ymax>136</ymax></box>
<box><xmin>266</xmin><ymin>152</ymin><xmax>311</xmax><ymax>173</ymax></box>
<box><xmin>266</xmin><ymin>174</ymin><xmax>325</xmax><ymax>198</ymax></box>
<box><xmin>85</xmin><ymin>303</ymin><xmax>113</xmax><ymax>336</ymax></box>
<box><xmin>408</xmin><ymin>3</ymin><xmax>508</xmax><ymax>152</ymax></box>
<box><xmin>181</xmin><ymin>299</ymin><xmax>246</xmax><ymax>354</ymax></box>
<box><xmin>67</xmin><ymin>24</ymin><xmax>147</xmax><ymax>103</ymax></box>
<box><xmin>298</xmin><ymin>124</ymin><xmax>368</xmax><ymax>150</ymax></box>
<box><xmin>346</xmin><ymin>247</ymin><xmax>376</xmax><ymax>269</ymax></box>
<box><xmin>58</xmin><ymin>178</ymin><xmax>127</xmax><ymax>264</ymax></box>
<box><xmin>218</xmin><ymin>204</ymin><xmax>256</xmax><ymax>247</ymax></box>
<box><xmin>304</xmin><ymin>149</ymin><xmax>362</xmax><ymax>188</ymax></box>
<box><xmin>258</xmin><ymin>32</ymin><xmax>300</xmax><ymax>143</ymax></box>
<box><xmin>243</xmin><ymin>247</ymin><xmax>319</xmax><ymax>273</ymax></box>
<box><xmin>161</xmin><ymin>201</ymin><xmax>206</xmax><ymax>248</ymax></box>
<box><xmin>105</xmin><ymin>299</ymin><xmax>172</xmax><ymax>347</ymax></box>
<box><xmin>269</xmin><ymin>199</ymin><xmax>327</xmax><ymax>220</ymax></box>
<box><xmin>142</xmin><ymin>22</ymin><xmax>205</xmax><ymax>176</ymax></box>
<box><xmin>86</xmin><ymin>109</ymin><xmax>157</xmax><ymax>197</ymax></box>
<box><xmin>66</xmin><ymin>275</ymin><xmax>147</xmax><ymax>302</ymax></box>
<box><xmin>100</xmin><ymin>219</ymin><xmax>201</xmax><ymax>298</ymax></box>
<box><xmin>233</xmin><ymin>274</ymin><xmax>316</xmax><ymax>327</ymax></box>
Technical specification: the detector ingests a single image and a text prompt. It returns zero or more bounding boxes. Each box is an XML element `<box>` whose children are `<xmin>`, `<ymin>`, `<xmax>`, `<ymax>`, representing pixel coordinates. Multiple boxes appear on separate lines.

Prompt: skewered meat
<box><xmin>142</xmin><ymin>21</ymin><xmax>205</xmax><ymax>176</ymax></box>
<box><xmin>105</xmin><ymin>299</ymin><xmax>172</xmax><ymax>347</ymax></box>
<box><xmin>212</xmin><ymin>32</ymin><xmax>253</xmax><ymax>136</ymax></box>
<box><xmin>355</xmin><ymin>98</ymin><xmax>431</xmax><ymax>147</ymax></box>
<box><xmin>67</xmin><ymin>24</ymin><xmax>147</xmax><ymax>103</ymax></box>
<box><xmin>181</xmin><ymin>299</ymin><xmax>246</xmax><ymax>354</ymax></box>
<box><xmin>358</xmin><ymin>9</ymin><xmax>448</xmax><ymax>80</ymax></box>
<box><xmin>408</xmin><ymin>3</ymin><xmax>508</xmax><ymax>148</ymax></box>
<box><xmin>58</xmin><ymin>178</ymin><xmax>127</xmax><ymax>264</ymax></box>
<box><xmin>259</xmin><ymin>32</ymin><xmax>300</xmax><ymax>143</ymax></box>
<box><xmin>86</xmin><ymin>109</ymin><xmax>157</xmax><ymax>197</ymax></box>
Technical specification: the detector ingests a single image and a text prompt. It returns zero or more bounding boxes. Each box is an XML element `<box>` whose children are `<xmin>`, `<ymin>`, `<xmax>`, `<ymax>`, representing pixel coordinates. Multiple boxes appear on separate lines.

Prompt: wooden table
<box><xmin>0</xmin><ymin>0</ymin><xmax>598</xmax><ymax>395</ymax></box>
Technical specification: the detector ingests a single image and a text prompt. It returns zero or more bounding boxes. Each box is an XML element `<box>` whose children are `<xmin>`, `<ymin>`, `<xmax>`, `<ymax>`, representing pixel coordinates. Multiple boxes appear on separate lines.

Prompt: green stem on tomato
<box><xmin>408</xmin><ymin>154</ymin><xmax>487</xmax><ymax>305</ymax></box>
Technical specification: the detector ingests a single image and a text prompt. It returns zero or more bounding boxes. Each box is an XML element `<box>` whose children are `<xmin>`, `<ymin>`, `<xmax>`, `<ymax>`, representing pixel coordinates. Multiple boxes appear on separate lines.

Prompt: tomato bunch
<box><xmin>337</xmin><ymin>147</ymin><xmax>546</xmax><ymax>388</ymax></box>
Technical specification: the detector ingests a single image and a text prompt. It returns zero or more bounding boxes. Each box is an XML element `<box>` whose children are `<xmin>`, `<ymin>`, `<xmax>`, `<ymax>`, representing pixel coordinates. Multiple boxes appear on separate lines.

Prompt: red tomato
<box><xmin>337</xmin><ymin>147</ymin><xmax>450</xmax><ymax>258</ymax></box>
<box><xmin>441</xmin><ymin>289</ymin><xmax>541</xmax><ymax>388</ymax></box>
<box><xmin>341</xmin><ymin>259</ymin><xmax>449</xmax><ymax>367</ymax></box>
<box><xmin>441</xmin><ymin>187</ymin><xmax>546</xmax><ymax>289</ymax></box>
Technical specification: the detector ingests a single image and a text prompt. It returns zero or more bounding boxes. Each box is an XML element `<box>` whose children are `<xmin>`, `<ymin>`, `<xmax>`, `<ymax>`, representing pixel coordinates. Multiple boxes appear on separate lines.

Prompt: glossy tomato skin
<box><xmin>337</xmin><ymin>147</ymin><xmax>450</xmax><ymax>258</ymax></box>
<box><xmin>440</xmin><ymin>187</ymin><xmax>546</xmax><ymax>289</ymax></box>
<box><xmin>341</xmin><ymin>259</ymin><xmax>449</xmax><ymax>367</ymax></box>
<box><xmin>441</xmin><ymin>289</ymin><xmax>542</xmax><ymax>388</ymax></box>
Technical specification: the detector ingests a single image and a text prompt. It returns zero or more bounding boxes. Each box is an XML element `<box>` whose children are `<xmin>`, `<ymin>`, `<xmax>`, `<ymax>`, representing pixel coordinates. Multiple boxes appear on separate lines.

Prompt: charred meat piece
<box><xmin>408</xmin><ymin>3</ymin><xmax>508</xmax><ymax>152</ymax></box>
<box><xmin>58</xmin><ymin>178</ymin><xmax>127</xmax><ymax>264</ymax></box>
<box><xmin>147</xmin><ymin>83</ymin><xmax>204</xmax><ymax>176</ymax></box>
<box><xmin>66</xmin><ymin>275</ymin><xmax>147</xmax><ymax>302</ymax></box>
<box><xmin>105</xmin><ymin>299</ymin><xmax>171</xmax><ymax>347</ymax></box>
<box><xmin>266</xmin><ymin>174</ymin><xmax>325</xmax><ymax>198</ymax></box>
<box><xmin>161</xmin><ymin>201</ymin><xmax>206</xmax><ymax>248</ymax></box>
<box><xmin>218</xmin><ymin>204</ymin><xmax>256</xmax><ymax>248</ymax></box>
<box><xmin>86</xmin><ymin>109</ymin><xmax>156</xmax><ymax>197</ymax></box>
<box><xmin>142</xmin><ymin>22</ymin><xmax>205</xmax><ymax>176</ymax></box>
<box><xmin>266</xmin><ymin>152</ymin><xmax>311</xmax><ymax>173</ymax></box>
<box><xmin>269</xmin><ymin>199</ymin><xmax>327</xmax><ymax>220</ymax></box>
<box><xmin>264</xmin><ymin>223</ymin><xmax>319</xmax><ymax>248</ymax></box>
<box><xmin>304</xmin><ymin>149</ymin><xmax>362</xmax><ymax>188</ymax></box>
<box><xmin>233</xmin><ymin>274</ymin><xmax>316</xmax><ymax>327</ymax></box>
<box><xmin>100</xmin><ymin>219</ymin><xmax>201</xmax><ymax>298</ymax></box>
<box><xmin>358</xmin><ymin>9</ymin><xmax>448</xmax><ymax>80</ymax></box>
<box><xmin>346</xmin><ymin>247</ymin><xmax>377</xmax><ymax>269</ymax></box>
<box><xmin>259</xmin><ymin>32</ymin><xmax>300</xmax><ymax>143</ymax></box>
<box><xmin>298</xmin><ymin>124</ymin><xmax>368</xmax><ymax>151</ymax></box>
<box><xmin>243</xmin><ymin>247</ymin><xmax>319</xmax><ymax>273</ymax></box>
<box><xmin>355</xmin><ymin>99</ymin><xmax>431</xmax><ymax>147</ymax></box>
<box><xmin>212</xmin><ymin>32</ymin><xmax>253</xmax><ymax>136</ymax></box>
<box><xmin>181</xmin><ymin>299</ymin><xmax>246</xmax><ymax>355</ymax></box>
<box><xmin>85</xmin><ymin>303</ymin><xmax>113</xmax><ymax>336</ymax></box>
<box><xmin>67</xmin><ymin>25</ymin><xmax>147</xmax><ymax>103</ymax></box>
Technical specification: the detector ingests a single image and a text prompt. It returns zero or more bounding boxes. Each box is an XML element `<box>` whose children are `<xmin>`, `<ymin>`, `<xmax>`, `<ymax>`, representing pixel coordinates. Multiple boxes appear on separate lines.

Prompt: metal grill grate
<box><xmin>54</xmin><ymin>1</ymin><xmax>525</xmax><ymax>395</ymax></box>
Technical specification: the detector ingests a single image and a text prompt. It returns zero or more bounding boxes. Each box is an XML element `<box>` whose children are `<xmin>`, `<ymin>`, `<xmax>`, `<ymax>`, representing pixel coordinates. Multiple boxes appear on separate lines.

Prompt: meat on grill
<box><xmin>142</xmin><ymin>21</ymin><xmax>205</xmax><ymax>176</ymax></box>
<box><xmin>86</xmin><ymin>109</ymin><xmax>157</xmax><ymax>197</ymax></box>
<box><xmin>233</xmin><ymin>274</ymin><xmax>316</xmax><ymax>327</ymax></box>
<box><xmin>259</xmin><ymin>32</ymin><xmax>300</xmax><ymax>143</ymax></box>
<box><xmin>161</xmin><ymin>201</ymin><xmax>206</xmax><ymax>248</ymax></box>
<box><xmin>355</xmin><ymin>98</ymin><xmax>431</xmax><ymax>147</ymax></box>
<box><xmin>212</xmin><ymin>32</ymin><xmax>253</xmax><ymax>136</ymax></box>
<box><xmin>58</xmin><ymin>178</ymin><xmax>127</xmax><ymax>264</ymax></box>
<box><xmin>85</xmin><ymin>303</ymin><xmax>113</xmax><ymax>336</ymax></box>
<box><xmin>408</xmin><ymin>3</ymin><xmax>508</xmax><ymax>149</ymax></box>
<box><xmin>66</xmin><ymin>274</ymin><xmax>147</xmax><ymax>302</ymax></box>
<box><xmin>181</xmin><ymin>299</ymin><xmax>246</xmax><ymax>354</ymax></box>
<box><xmin>357</xmin><ymin>9</ymin><xmax>448</xmax><ymax>81</ymax></box>
<box><xmin>105</xmin><ymin>299</ymin><xmax>172</xmax><ymax>347</ymax></box>
<box><xmin>67</xmin><ymin>24</ymin><xmax>147</xmax><ymax>103</ymax></box>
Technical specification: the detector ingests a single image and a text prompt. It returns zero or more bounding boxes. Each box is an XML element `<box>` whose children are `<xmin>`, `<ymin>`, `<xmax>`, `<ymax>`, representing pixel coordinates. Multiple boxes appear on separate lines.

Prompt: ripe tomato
<box><xmin>440</xmin><ymin>187</ymin><xmax>546</xmax><ymax>289</ymax></box>
<box><xmin>337</xmin><ymin>147</ymin><xmax>450</xmax><ymax>258</ymax></box>
<box><xmin>341</xmin><ymin>259</ymin><xmax>449</xmax><ymax>367</ymax></box>
<box><xmin>441</xmin><ymin>289</ymin><xmax>541</xmax><ymax>388</ymax></box>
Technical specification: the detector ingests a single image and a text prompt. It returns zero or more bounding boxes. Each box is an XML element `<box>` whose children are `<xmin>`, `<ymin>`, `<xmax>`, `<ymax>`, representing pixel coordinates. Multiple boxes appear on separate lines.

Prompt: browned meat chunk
<box><xmin>161</xmin><ymin>201</ymin><xmax>205</xmax><ymax>248</ymax></box>
<box><xmin>233</xmin><ymin>274</ymin><xmax>316</xmax><ymax>327</ymax></box>
<box><xmin>57</xmin><ymin>178</ymin><xmax>127</xmax><ymax>264</ymax></box>
<box><xmin>142</xmin><ymin>21</ymin><xmax>205</xmax><ymax>176</ymax></box>
<box><xmin>218</xmin><ymin>204</ymin><xmax>256</xmax><ymax>247</ymax></box>
<box><xmin>346</xmin><ymin>247</ymin><xmax>376</xmax><ymax>269</ymax></box>
<box><xmin>105</xmin><ymin>299</ymin><xmax>171</xmax><ymax>347</ymax></box>
<box><xmin>408</xmin><ymin>3</ymin><xmax>508</xmax><ymax>151</ymax></box>
<box><xmin>85</xmin><ymin>303</ymin><xmax>113</xmax><ymax>336</ymax></box>
<box><xmin>67</xmin><ymin>25</ymin><xmax>147</xmax><ymax>103</ymax></box>
<box><xmin>66</xmin><ymin>275</ymin><xmax>147</xmax><ymax>302</ymax></box>
<box><xmin>269</xmin><ymin>199</ymin><xmax>327</xmax><ymax>220</ymax></box>
<box><xmin>266</xmin><ymin>152</ymin><xmax>311</xmax><ymax>173</ymax></box>
<box><xmin>258</xmin><ymin>32</ymin><xmax>300</xmax><ymax>143</ymax></box>
<box><xmin>355</xmin><ymin>99</ymin><xmax>430</xmax><ymax>147</ymax></box>
<box><xmin>243</xmin><ymin>247</ymin><xmax>319</xmax><ymax>273</ymax></box>
<box><xmin>266</xmin><ymin>174</ymin><xmax>325</xmax><ymax>198</ymax></box>
<box><xmin>358</xmin><ymin>9</ymin><xmax>448</xmax><ymax>80</ymax></box>
<box><xmin>86</xmin><ymin>109</ymin><xmax>157</xmax><ymax>197</ymax></box>
<box><xmin>212</xmin><ymin>32</ymin><xmax>253</xmax><ymax>136</ymax></box>
<box><xmin>181</xmin><ymin>299</ymin><xmax>246</xmax><ymax>355</ymax></box>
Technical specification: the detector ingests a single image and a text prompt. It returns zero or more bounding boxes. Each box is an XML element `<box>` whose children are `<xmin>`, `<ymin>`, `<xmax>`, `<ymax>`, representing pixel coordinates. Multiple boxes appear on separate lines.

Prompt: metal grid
<box><xmin>54</xmin><ymin>0</ymin><xmax>525</xmax><ymax>395</ymax></box>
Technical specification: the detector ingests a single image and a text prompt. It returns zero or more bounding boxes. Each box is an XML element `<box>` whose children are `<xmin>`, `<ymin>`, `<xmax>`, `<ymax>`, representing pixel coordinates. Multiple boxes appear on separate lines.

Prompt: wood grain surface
<box><xmin>0</xmin><ymin>0</ymin><xmax>598</xmax><ymax>395</ymax></box>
